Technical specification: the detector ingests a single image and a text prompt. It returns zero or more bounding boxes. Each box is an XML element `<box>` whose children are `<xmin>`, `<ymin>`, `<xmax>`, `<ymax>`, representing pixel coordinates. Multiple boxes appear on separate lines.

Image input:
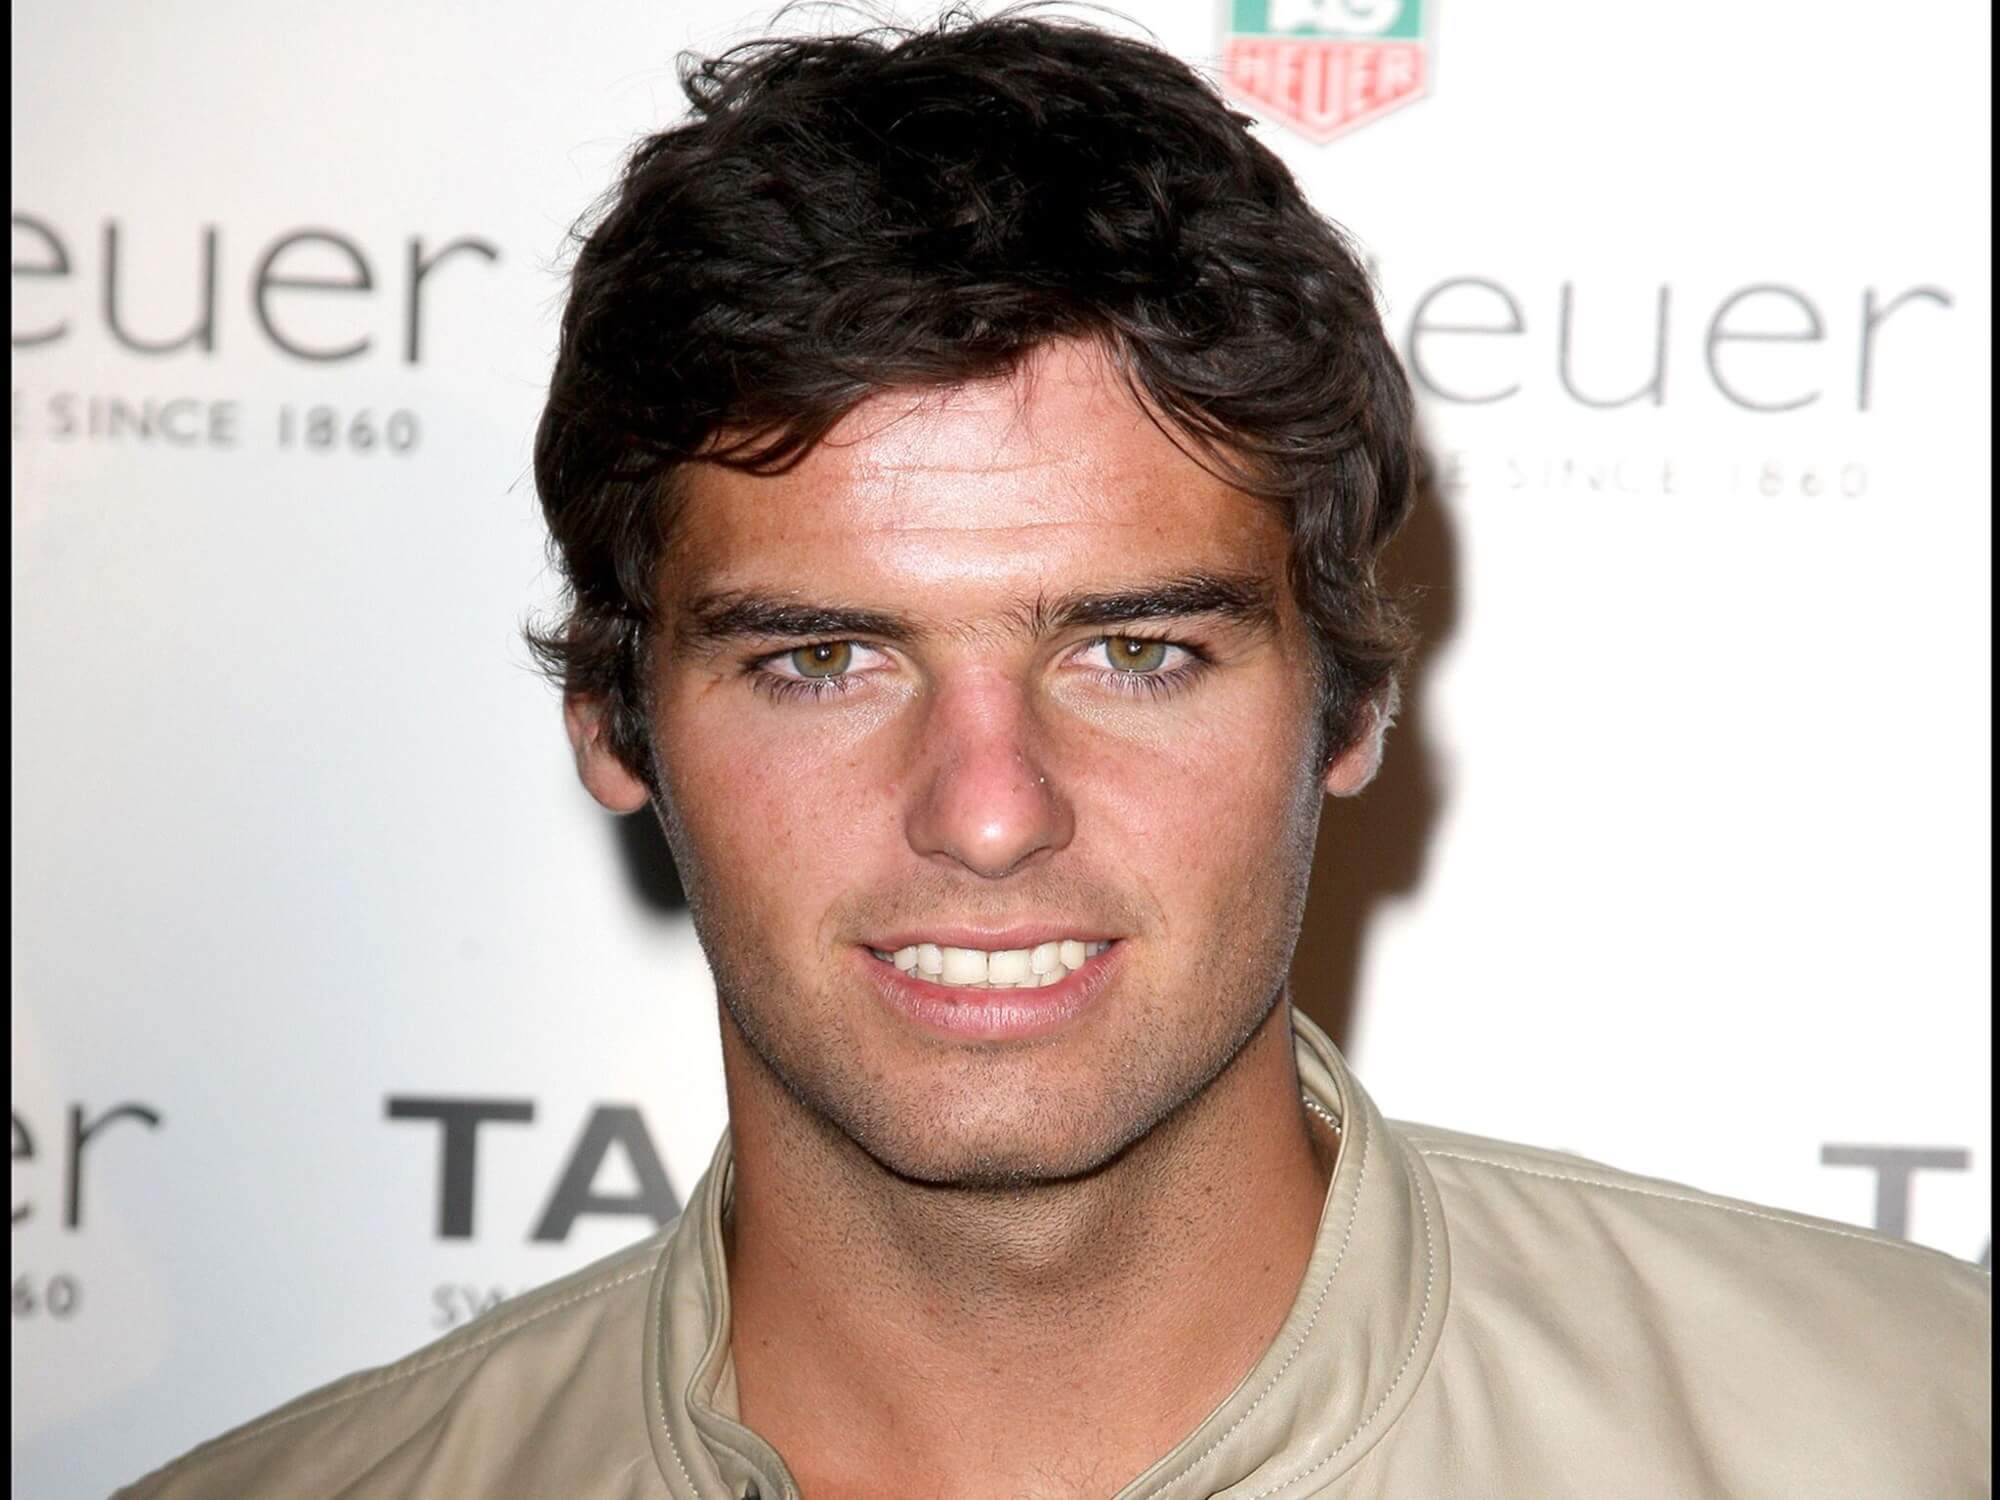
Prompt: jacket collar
<box><xmin>643</xmin><ymin>1009</ymin><xmax>1450</xmax><ymax>1498</ymax></box>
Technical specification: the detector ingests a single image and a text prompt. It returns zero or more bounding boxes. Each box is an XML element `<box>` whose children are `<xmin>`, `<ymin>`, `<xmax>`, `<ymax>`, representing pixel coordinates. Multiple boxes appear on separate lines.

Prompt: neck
<box><xmin>721</xmin><ymin>1002</ymin><xmax>1336</xmax><ymax>1500</ymax></box>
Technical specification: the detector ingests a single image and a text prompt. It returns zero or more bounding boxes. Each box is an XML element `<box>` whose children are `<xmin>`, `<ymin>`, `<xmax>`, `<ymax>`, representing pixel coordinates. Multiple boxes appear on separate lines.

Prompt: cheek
<box><xmin>1058</xmin><ymin>681</ymin><xmax>1319</xmax><ymax>924</ymax></box>
<box><xmin>657</xmin><ymin>696</ymin><xmax>906</xmax><ymax>933</ymax></box>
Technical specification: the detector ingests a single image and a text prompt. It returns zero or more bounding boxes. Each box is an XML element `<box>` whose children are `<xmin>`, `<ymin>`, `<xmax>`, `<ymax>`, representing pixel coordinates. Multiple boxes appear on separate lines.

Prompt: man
<box><xmin>120</xmin><ymin>13</ymin><xmax>1987</xmax><ymax>1499</ymax></box>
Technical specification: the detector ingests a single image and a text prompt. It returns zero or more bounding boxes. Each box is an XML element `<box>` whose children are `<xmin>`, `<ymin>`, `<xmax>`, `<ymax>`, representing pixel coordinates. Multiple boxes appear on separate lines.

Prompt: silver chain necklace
<box><xmin>1302</xmin><ymin>1095</ymin><xmax>1341</xmax><ymax>1131</ymax></box>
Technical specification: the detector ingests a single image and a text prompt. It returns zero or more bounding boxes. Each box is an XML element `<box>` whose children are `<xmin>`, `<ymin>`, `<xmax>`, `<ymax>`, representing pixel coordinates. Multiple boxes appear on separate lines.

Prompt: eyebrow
<box><xmin>1042</xmin><ymin>573</ymin><xmax>1278</xmax><ymax>633</ymax></box>
<box><xmin>676</xmin><ymin>571</ymin><xmax>1279</xmax><ymax>650</ymax></box>
<box><xmin>678</xmin><ymin>599</ymin><xmax>913</xmax><ymax>648</ymax></box>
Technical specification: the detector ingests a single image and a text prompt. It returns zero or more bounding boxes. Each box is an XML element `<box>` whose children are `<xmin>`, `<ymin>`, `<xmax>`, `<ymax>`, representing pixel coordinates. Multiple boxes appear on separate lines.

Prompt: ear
<box><xmin>563</xmin><ymin>694</ymin><xmax>653</xmax><ymax>814</ymax></box>
<box><xmin>1322</xmin><ymin>683</ymin><xmax>1399</xmax><ymax>799</ymax></box>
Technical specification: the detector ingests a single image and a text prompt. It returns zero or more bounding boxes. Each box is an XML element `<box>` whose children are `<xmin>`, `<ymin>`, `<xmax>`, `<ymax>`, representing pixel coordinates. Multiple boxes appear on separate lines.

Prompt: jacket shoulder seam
<box><xmin>1415</xmin><ymin>1147</ymin><xmax>1991</xmax><ymax>1275</ymax></box>
<box><xmin>1143</xmin><ymin>1102</ymin><xmax>1375</xmax><ymax>1491</ymax></box>
<box><xmin>151</xmin><ymin>1261</ymin><xmax>660</xmax><ymax>1475</ymax></box>
<box><xmin>1243</xmin><ymin>1134</ymin><xmax>1442</xmax><ymax>1500</ymax></box>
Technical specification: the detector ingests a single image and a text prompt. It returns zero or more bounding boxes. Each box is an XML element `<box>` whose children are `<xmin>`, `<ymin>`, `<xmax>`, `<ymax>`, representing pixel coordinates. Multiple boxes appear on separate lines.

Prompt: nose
<box><xmin>904</xmin><ymin>673</ymin><xmax>1074</xmax><ymax>879</ymax></box>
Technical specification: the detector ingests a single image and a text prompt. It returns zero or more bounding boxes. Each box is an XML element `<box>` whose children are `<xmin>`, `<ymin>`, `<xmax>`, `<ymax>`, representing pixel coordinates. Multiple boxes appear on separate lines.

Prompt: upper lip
<box><xmin>863</xmin><ymin>926</ymin><xmax>1120</xmax><ymax>952</ymax></box>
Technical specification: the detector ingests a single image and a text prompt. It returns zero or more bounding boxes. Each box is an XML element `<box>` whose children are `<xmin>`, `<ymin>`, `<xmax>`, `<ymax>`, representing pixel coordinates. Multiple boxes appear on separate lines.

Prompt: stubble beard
<box><xmin>691</xmin><ymin>857</ymin><xmax>1317</xmax><ymax>1195</ymax></box>
<box><xmin>714</xmin><ymin>947</ymin><xmax>1292</xmax><ymax>1194</ymax></box>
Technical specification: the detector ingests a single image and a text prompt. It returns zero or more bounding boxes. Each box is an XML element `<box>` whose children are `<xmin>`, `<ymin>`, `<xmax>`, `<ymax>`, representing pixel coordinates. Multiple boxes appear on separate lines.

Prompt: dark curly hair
<box><xmin>530</xmin><ymin>8</ymin><xmax>1417</xmax><ymax>789</ymax></box>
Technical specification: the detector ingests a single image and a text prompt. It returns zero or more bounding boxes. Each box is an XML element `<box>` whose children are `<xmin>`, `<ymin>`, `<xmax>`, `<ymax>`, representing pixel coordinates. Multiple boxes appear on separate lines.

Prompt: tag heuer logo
<box><xmin>1221</xmin><ymin>0</ymin><xmax>1431</xmax><ymax>144</ymax></box>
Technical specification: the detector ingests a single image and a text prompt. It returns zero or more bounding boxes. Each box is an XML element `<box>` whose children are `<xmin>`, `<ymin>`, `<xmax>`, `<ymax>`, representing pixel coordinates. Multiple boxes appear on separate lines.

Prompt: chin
<box><xmin>855</xmin><ymin>1120</ymin><xmax>1140</xmax><ymax>1191</ymax></box>
<box><xmin>829</xmin><ymin>1064</ymin><xmax>1191</xmax><ymax>1190</ymax></box>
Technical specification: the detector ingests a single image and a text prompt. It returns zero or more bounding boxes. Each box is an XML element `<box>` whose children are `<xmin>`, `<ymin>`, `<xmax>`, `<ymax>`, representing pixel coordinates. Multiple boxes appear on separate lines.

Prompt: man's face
<box><xmin>578</xmin><ymin>341</ymin><xmax>1342</xmax><ymax>1187</ymax></box>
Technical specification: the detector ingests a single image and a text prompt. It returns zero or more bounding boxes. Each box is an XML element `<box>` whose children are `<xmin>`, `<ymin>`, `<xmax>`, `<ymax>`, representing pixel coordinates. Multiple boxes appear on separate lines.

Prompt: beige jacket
<box><xmin>118</xmin><ymin>1014</ymin><xmax>1990</xmax><ymax>1498</ymax></box>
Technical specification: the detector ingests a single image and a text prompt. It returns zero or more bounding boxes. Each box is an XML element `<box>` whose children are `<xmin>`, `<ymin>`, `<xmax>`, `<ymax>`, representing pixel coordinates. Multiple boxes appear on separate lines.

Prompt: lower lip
<box><xmin>860</xmin><ymin>944</ymin><xmax>1122</xmax><ymax>1040</ymax></box>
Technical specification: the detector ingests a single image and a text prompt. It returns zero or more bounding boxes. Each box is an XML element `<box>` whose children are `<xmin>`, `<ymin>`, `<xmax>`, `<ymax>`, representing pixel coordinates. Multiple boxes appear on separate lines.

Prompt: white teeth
<box><xmin>986</xmin><ymin>948</ymin><xmax>1029</xmax><ymax>984</ymax></box>
<box><xmin>940</xmin><ymin>946</ymin><xmax>988</xmax><ymax>984</ymax></box>
<box><xmin>877</xmin><ymin>939</ymin><xmax>1112</xmax><ymax>989</ymax></box>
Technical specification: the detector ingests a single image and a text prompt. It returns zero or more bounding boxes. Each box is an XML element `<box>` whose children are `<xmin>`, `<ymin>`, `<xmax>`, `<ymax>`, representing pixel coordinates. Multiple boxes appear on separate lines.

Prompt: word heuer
<box><xmin>1222</xmin><ymin>0</ymin><xmax>1430</xmax><ymax>144</ymax></box>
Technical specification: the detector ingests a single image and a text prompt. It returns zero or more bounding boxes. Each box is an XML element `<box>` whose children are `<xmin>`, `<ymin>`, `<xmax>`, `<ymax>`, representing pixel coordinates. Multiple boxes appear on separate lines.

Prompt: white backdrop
<box><xmin>11</xmin><ymin>3</ymin><xmax>1990</xmax><ymax>1496</ymax></box>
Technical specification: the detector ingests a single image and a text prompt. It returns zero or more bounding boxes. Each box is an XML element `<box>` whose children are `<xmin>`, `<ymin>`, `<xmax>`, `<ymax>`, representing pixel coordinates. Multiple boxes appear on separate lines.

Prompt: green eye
<box><xmin>1105</xmin><ymin>637</ymin><xmax>1170</xmax><ymax>672</ymax></box>
<box><xmin>789</xmin><ymin>642</ymin><xmax>853</xmax><ymax>678</ymax></box>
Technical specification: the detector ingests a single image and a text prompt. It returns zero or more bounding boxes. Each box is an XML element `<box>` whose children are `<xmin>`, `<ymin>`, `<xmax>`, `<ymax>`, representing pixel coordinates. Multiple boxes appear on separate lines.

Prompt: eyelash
<box><xmin>746</xmin><ymin>636</ymin><xmax>1212</xmax><ymax>704</ymax></box>
<box><xmin>751</xmin><ymin>666</ymin><xmax>864</xmax><ymax>705</ymax></box>
<box><xmin>745</xmin><ymin>642</ymin><xmax>883</xmax><ymax>704</ymax></box>
<box><xmin>1076</xmin><ymin>636</ymin><xmax>1210</xmax><ymax>700</ymax></box>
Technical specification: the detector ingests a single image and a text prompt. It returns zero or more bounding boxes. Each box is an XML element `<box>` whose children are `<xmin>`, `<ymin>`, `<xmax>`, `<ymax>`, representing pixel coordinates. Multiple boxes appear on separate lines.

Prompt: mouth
<box><xmin>856</xmin><ymin>935</ymin><xmax>1123</xmax><ymax>1040</ymax></box>
<box><xmin>865</xmin><ymin>938</ymin><xmax>1113</xmax><ymax>989</ymax></box>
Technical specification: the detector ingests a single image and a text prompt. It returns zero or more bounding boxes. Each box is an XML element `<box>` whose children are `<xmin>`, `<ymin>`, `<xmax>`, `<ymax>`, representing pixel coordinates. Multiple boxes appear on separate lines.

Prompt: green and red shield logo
<box><xmin>1221</xmin><ymin>0</ymin><xmax>1431</xmax><ymax>144</ymax></box>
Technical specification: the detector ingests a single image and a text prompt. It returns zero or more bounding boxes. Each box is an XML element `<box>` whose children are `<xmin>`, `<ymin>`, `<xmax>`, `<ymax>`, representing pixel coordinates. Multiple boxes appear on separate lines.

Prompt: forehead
<box><xmin>668</xmin><ymin>342</ymin><xmax>1289</xmax><ymax>604</ymax></box>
